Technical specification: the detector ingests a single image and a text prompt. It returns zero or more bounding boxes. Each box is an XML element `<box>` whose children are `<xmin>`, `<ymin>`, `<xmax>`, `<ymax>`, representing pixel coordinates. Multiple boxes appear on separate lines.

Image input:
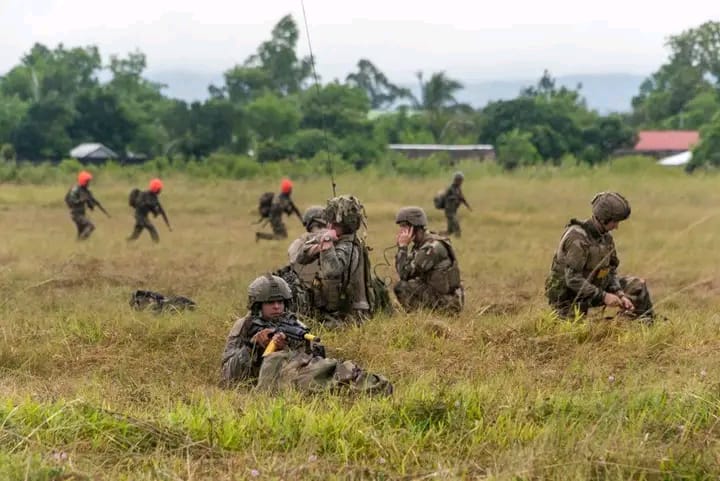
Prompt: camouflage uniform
<box><xmin>256</xmin><ymin>193</ymin><xmax>300</xmax><ymax>241</ymax></box>
<box><xmin>65</xmin><ymin>185</ymin><xmax>99</xmax><ymax>240</ymax></box>
<box><xmin>443</xmin><ymin>172</ymin><xmax>467</xmax><ymax>238</ymax></box>
<box><xmin>220</xmin><ymin>275</ymin><xmax>392</xmax><ymax>395</ymax></box>
<box><xmin>295</xmin><ymin>196</ymin><xmax>373</xmax><ymax>326</ymax></box>
<box><xmin>274</xmin><ymin>207</ymin><xmax>327</xmax><ymax>317</ymax></box>
<box><xmin>393</xmin><ymin>207</ymin><xmax>464</xmax><ymax>313</ymax></box>
<box><xmin>127</xmin><ymin>190</ymin><xmax>165</xmax><ymax>243</ymax></box>
<box><xmin>545</xmin><ymin>192</ymin><xmax>654</xmax><ymax>319</ymax></box>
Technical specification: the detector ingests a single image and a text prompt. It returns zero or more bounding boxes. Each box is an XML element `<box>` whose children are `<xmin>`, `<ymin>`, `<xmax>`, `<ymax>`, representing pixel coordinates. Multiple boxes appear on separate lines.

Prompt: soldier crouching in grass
<box><xmin>545</xmin><ymin>191</ymin><xmax>654</xmax><ymax>320</ymax></box>
<box><xmin>393</xmin><ymin>207</ymin><xmax>464</xmax><ymax>313</ymax></box>
<box><xmin>220</xmin><ymin>274</ymin><xmax>393</xmax><ymax>395</ymax></box>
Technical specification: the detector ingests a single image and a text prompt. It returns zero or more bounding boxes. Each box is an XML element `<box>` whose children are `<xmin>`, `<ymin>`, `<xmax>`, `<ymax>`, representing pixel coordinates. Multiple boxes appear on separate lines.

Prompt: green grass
<box><xmin>2</xmin><ymin>161</ymin><xmax>720</xmax><ymax>479</ymax></box>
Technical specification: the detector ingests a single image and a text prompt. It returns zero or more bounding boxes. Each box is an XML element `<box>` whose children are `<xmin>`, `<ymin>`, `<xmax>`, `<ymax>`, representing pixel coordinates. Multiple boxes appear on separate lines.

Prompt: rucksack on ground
<box><xmin>258</xmin><ymin>192</ymin><xmax>274</xmax><ymax>218</ymax></box>
<box><xmin>128</xmin><ymin>188</ymin><xmax>141</xmax><ymax>208</ymax></box>
<box><xmin>433</xmin><ymin>190</ymin><xmax>447</xmax><ymax>210</ymax></box>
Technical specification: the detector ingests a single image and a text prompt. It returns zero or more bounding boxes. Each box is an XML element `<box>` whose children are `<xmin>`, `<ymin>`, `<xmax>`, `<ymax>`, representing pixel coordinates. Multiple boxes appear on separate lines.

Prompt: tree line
<box><xmin>1</xmin><ymin>16</ymin><xmax>719</xmax><ymax>171</ymax></box>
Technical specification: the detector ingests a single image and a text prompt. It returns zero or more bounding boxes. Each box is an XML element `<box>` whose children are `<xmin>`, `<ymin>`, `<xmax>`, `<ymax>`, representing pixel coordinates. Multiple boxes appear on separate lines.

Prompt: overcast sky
<box><xmin>0</xmin><ymin>0</ymin><xmax>715</xmax><ymax>81</ymax></box>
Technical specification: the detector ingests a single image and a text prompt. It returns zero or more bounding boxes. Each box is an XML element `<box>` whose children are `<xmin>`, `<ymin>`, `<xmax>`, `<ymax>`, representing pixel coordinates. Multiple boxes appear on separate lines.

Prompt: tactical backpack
<box><xmin>130</xmin><ymin>290</ymin><xmax>197</xmax><ymax>313</ymax></box>
<box><xmin>360</xmin><ymin>241</ymin><xmax>393</xmax><ymax>316</ymax></box>
<box><xmin>258</xmin><ymin>192</ymin><xmax>275</xmax><ymax>218</ymax></box>
<box><xmin>433</xmin><ymin>190</ymin><xmax>447</xmax><ymax>210</ymax></box>
<box><xmin>64</xmin><ymin>187</ymin><xmax>76</xmax><ymax>208</ymax></box>
<box><xmin>128</xmin><ymin>188</ymin><xmax>141</xmax><ymax>208</ymax></box>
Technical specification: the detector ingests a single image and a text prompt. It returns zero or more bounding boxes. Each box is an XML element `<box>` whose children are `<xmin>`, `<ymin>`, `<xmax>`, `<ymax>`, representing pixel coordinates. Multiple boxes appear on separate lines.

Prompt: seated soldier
<box><xmin>272</xmin><ymin>206</ymin><xmax>327</xmax><ymax>317</ymax></box>
<box><xmin>545</xmin><ymin>192</ymin><xmax>654</xmax><ymax>320</ymax></box>
<box><xmin>295</xmin><ymin>196</ymin><xmax>375</xmax><ymax>327</ymax></box>
<box><xmin>220</xmin><ymin>274</ymin><xmax>392</xmax><ymax>395</ymax></box>
<box><xmin>393</xmin><ymin>207</ymin><xmax>464</xmax><ymax>313</ymax></box>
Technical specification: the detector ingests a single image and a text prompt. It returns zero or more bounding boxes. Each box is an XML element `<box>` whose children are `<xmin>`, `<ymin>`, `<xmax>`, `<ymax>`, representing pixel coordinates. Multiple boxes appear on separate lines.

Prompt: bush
<box><xmin>497</xmin><ymin>129</ymin><xmax>541</xmax><ymax>171</ymax></box>
<box><xmin>1</xmin><ymin>143</ymin><xmax>16</xmax><ymax>162</ymax></box>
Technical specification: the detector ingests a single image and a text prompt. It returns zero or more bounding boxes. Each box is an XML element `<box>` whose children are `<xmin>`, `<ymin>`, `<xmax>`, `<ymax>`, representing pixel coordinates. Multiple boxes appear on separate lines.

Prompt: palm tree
<box><xmin>412</xmin><ymin>71</ymin><xmax>464</xmax><ymax>141</ymax></box>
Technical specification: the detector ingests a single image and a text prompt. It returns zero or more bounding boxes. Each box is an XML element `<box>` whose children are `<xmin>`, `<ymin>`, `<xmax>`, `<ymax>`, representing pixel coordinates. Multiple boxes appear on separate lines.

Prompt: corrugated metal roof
<box><xmin>69</xmin><ymin>143</ymin><xmax>119</xmax><ymax>159</ymax></box>
<box><xmin>388</xmin><ymin>144</ymin><xmax>494</xmax><ymax>151</ymax></box>
<box><xmin>634</xmin><ymin>131</ymin><xmax>699</xmax><ymax>152</ymax></box>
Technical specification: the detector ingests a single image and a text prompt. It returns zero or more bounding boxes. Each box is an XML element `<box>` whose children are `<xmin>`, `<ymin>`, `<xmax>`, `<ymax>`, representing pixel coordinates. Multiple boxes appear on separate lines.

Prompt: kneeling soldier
<box><xmin>393</xmin><ymin>206</ymin><xmax>464</xmax><ymax>313</ymax></box>
<box><xmin>545</xmin><ymin>192</ymin><xmax>654</xmax><ymax>320</ymax></box>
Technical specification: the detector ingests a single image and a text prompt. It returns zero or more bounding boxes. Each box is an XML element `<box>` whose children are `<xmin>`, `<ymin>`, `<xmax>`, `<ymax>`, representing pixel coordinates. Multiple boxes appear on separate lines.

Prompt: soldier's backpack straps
<box><xmin>426</xmin><ymin>232</ymin><xmax>458</xmax><ymax>265</ymax></box>
<box><xmin>555</xmin><ymin>220</ymin><xmax>589</xmax><ymax>256</ymax></box>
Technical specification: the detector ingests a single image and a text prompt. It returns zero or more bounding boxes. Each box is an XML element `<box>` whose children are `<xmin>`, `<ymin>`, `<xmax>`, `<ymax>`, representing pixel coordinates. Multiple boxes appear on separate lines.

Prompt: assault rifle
<box><xmin>88</xmin><ymin>193</ymin><xmax>111</xmax><ymax>217</ymax></box>
<box><xmin>252</xmin><ymin>316</ymin><xmax>322</xmax><ymax>357</ymax></box>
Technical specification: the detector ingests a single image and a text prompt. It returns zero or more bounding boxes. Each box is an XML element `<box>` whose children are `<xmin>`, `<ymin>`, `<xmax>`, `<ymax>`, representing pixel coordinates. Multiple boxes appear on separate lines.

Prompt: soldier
<box><xmin>64</xmin><ymin>170</ymin><xmax>110</xmax><ymax>240</ymax></box>
<box><xmin>288</xmin><ymin>205</ymin><xmax>327</xmax><ymax>285</ymax></box>
<box><xmin>220</xmin><ymin>274</ymin><xmax>393</xmax><ymax>395</ymax></box>
<box><xmin>393</xmin><ymin>207</ymin><xmax>464</xmax><ymax>313</ymax></box>
<box><xmin>545</xmin><ymin>192</ymin><xmax>654</xmax><ymax>320</ymax></box>
<box><xmin>272</xmin><ymin>206</ymin><xmax>327</xmax><ymax>317</ymax></box>
<box><xmin>294</xmin><ymin>195</ymin><xmax>375</xmax><ymax>326</ymax></box>
<box><xmin>440</xmin><ymin>171</ymin><xmax>471</xmax><ymax>238</ymax></box>
<box><xmin>127</xmin><ymin>178</ymin><xmax>172</xmax><ymax>243</ymax></box>
<box><xmin>256</xmin><ymin>178</ymin><xmax>302</xmax><ymax>241</ymax></box>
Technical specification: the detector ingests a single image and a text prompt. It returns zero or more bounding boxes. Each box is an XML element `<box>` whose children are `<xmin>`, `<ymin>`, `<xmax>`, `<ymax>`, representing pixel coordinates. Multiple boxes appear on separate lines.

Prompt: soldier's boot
<box><xmin>79</xmin><ymin>223</ymin><xmax>95</xmax><ymax>240</ymax></box>
<box><xmin>147</xmin><ymin>224</ymin><xmax>160</xmax><ymax>243</ymax></box>
<box><xmin>127</xmin><ymin>224</ymin><xmax>143</xmax><ymax>241</ymax></box>
<box><xmin>256</xmin><ymin>232</ymin><xmax>277</xmax><ymax>241</ymax></box>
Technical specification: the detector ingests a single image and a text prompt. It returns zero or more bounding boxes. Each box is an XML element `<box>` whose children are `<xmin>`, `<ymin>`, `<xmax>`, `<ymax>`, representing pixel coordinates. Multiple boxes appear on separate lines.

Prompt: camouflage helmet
<box><xmin>324</xmin><ymin>195</ymin><xmax>365</xmax><ymax>233</ymax></box>
<box><xmin>395</xmin><ymin>206</ymin><xmax>428</xmax><ymax>228</ymax></box>
<box><xmin>591</xmin><ymin>192</ymin><xmax>631</xmax><ymax>224</ymax></box>
<box><xmin>302</xmin><ymin>205</ymin><xmax>327</xmax><ymax>231</ymax></box>
<box><xmin>453</xmin><ymin>171</ymin><xmax>464</xmax><ymax>182</ymax></box>
<box><xmin>247</xmin><ymin>274</ymin><xmax>292</xmax><ymax>310</ymax></box>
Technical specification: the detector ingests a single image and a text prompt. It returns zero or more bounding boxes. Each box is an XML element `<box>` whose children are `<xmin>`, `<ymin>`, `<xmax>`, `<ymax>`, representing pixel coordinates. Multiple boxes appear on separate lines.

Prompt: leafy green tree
<box><xmin>1</xmin><ymin>143</ymin><xmax>15</xmax><ymax>162</ymax></box>
<box><xmin>244</xmin><ymin>15</ymin><xmax>311</xmax><ymax>96</ymax></box>
<box><xmin>346</xmin><ymin>59</ymin><xmax>411</xmax><ymax>109</ymax></box>
<box><xmin>1</xmin><ymin>43</ymin><xmax>101</xmax><ymax>102</ymax></box>
<box><xmin>12</xmin><ymin>96</ymin><xmax>75</xmax><ymax>160</ymax></box>
<box><xmin>409</xmin><ymin>71</ymin><xmax>464</xmax><ymax>141</ymax></box>
<box><xmin>688</xmin><ymin>112</ymin><xmax>720</xmax><ymax>171</ymax></box>
<box><xmin>581</xmin><ymin>114</ymin><xmax>636</xmax><ymax>162</ymax></box>
<box><xmin>220</xmin><ymin>66</ymin><xmax>271</xmax><ymax>105</ymax></box>
<box><xmin>247</xmin><ymin>93</ymin><xmax>301</xmax><ymax>141</ymax></box>
<box><xmin>0</xmin><ymin>94</ymin><xmax>29</xmax><ymax>143</ymax></box>
<box><xmin>632</xmin><ymin>21</ymin><xmax>720</xmax><ymax>127</ymax></box>
<box><xmin>68</xmin><ymin>87</ymin><xmax>138</xmax><ymax>154</ymax></box>
<box><xmin>496</xmin><ymin>129</ymin><xmax>540</xmax><ymax>170</ymax></box>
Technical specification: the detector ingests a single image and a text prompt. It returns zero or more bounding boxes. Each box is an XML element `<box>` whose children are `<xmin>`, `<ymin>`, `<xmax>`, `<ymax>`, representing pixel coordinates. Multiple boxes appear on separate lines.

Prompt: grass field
<box><xmin>2</xmin><ymin>162</ymin><xmax>720</xmax><ymax>480</ymax></box>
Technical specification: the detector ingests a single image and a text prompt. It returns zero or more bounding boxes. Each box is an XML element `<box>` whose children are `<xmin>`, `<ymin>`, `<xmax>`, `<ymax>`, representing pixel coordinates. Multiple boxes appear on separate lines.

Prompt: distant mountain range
<box><xmin>147</xmin><ymin>70</ymin><xmax>647</xmax><ymax>114</ymax></box>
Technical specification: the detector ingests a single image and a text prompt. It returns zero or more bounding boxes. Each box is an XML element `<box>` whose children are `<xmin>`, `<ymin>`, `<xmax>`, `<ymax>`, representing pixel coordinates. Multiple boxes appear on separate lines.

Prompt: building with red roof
<box><xmin>633</xmin><ymin>130</ymin><xmax>699</xmax><ymax>158</ymax></box>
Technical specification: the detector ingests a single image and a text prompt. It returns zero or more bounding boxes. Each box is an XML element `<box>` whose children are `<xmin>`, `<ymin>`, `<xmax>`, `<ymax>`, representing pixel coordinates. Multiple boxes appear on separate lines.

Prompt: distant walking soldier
<box><xmin>256</xmin><ymin>178</ymin><xmax>302</xmax><ymax>241</ymax></box>
<box><xmin>220</xmin><ymin>274</ymin><xmax>393</xmax><ymax>395</ymax></box>
<box><xmin>434</xmin><ymin>171</ymin><xmax>471</xmax><ymax>238</ymax></box>
<box><xmin>393</xmin><ymin>207</ymin><xmax>464</xmax><ymax>313</ymax></box>
<box><xmin>64</xmin><ymin>170</ymin><xmax>110</xmax><ymax>240</ymax></box>
<box><xmin>127</xmin><ymin>178</ymin><xmax>172</xmax><ymax>243</ymax></box>
<box><xmin>545</xmin><ymin>192</ymin><xmax>654</xmax><ymax>320</ymax></box>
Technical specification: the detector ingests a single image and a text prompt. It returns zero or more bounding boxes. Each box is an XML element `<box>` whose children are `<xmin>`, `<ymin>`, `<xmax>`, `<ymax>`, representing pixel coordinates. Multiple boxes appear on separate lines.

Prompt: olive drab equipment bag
<box><xmin>258</xmin><ymin>192</ymin><xmax>275</xmax><ymax>218</ymax></box>
<box><xmin>433</xmin><ymin>190</ymin><xmax>447</xmax><ymax>210</ymax></box>
<box><xmin>129</xmin><ymin>188</ymin><xmax>142</xmax><ymax>208</ymax></box>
